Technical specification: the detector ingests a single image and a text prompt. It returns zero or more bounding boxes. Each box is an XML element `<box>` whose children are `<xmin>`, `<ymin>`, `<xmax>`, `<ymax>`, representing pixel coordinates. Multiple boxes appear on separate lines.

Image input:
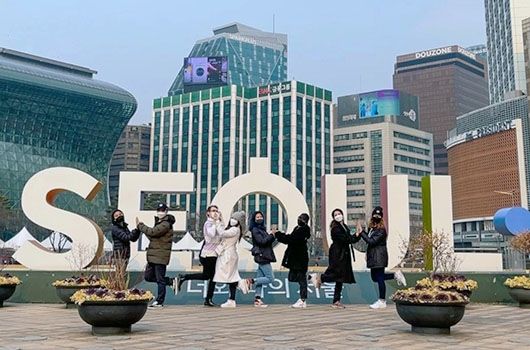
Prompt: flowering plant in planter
<box><xmin>392</xmin><ymin>287</ymin><xmax>469</xmax><ymax>304</ymax></box>
<box><xmin>72</xmin><ymin>251</ymin><xmax>152</xmax><ymax>335</ymax></box>
<box><xmin>52</xmin><ymin>274</ymin><xmax>105</xmax><ymax>287</ymax></box>
<box><xmin>416</xmin><ymin>274</ymin><xmax>478</xmax><ymax>296</ymax></box>
<box><xmin>0</xmin><ymin>273</ymin><xmax>21</xmax><ymax>285</ymax></box>
<box><xmin>504</xmin><ymin>276</ymin><xmax>530</xmax><ymax>290</ymax></box>
<box><xmin>71</xmin><ymin>287</ymin><xmax>153</xmax><ymax>305</ymax></box>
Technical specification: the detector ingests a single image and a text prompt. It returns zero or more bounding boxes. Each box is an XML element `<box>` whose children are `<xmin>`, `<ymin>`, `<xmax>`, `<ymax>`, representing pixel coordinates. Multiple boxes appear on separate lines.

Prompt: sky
<box><xmin>0</xmin><ymin>0</ymin><xmax>486</xmax><ymax>125</ymax></box>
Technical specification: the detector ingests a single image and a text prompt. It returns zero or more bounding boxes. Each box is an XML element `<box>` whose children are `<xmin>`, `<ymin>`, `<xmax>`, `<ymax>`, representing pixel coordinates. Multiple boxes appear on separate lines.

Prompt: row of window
<box><xmin>394</xmin><ymin>154</ymin><xmax>431</xmax><ymax>167</ymax></box>
<box><xmin>334</xmin><ymin>154</ymin><xmax>365</xmax><ymax>163</ymax></box>
<box><xmin>395</xmin><ymin>166</ymin><xmax>430</xmax><ymax>177</ymax></box>
<box><xmin>393</xmin><ymin>131</ymin><xmax>430</xmax><ymax>145</ymax></box>
<box><xmin>347</xmin><ymin>177</ymin><xmax>365</xmax><ymax>185</ymax></box>
<box><xmin>394</xmin><ymin>142</ymin><xmax>430</xmax><ymax>156</ymax></box>
<box><xmin>335</xmin><ymin>166</ymin><xmax>364</xmax><ymax>174</ymax></box>
<box><xmin>334</xmin><ymin>144</ymin><xmax>364</xmax><ymax>152</ymax></box>
<box><xmin>334</xmin><ymin>132</ymin><xmax>368</xmax><ymax>141</ymax></box>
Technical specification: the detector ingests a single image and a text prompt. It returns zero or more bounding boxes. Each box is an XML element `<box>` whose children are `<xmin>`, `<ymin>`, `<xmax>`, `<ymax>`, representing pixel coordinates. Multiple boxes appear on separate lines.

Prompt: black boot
<box><xmin>204</xmin><ymin>299</ymin><xmax>219</xmax><ymax>307</ymax></box>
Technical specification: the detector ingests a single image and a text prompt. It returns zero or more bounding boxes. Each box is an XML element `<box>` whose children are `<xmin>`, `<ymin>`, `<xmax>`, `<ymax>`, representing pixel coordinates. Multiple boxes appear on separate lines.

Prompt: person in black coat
<box><xmin>356</xmin><ymin>206</ymin><xmax>407</xmax><ymax>309</ymax></box>
<box><xmin>245</xmin><ymin>211</ymin><xmax>276</xmax><ymax>307</ymax></box>
<box><xmin>275</xmin><ymin>213</ymin><xmax>311</xmax><ymax>308</ymax></box>
<box><xmin>110</xmin><ymin>209</ymin><xmax>140</xmax><ymax>264</ymax></box>
<box><xmin>311</xmin><ymin>208</ymin><xmax>360</xmax><ymax>308</ymax></box>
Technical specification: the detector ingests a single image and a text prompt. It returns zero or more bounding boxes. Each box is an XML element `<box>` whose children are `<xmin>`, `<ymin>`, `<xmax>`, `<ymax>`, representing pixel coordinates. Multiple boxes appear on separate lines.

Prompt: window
<box><xmin>334</xmin><ymin>144</ymin><xmax>364</xmax><ymax>152</ymax></box>
<box><xmin>335</xmin><ymin>155</ymin><xmax>364</xmax><ymax>163</ymax></box>
<box><xmin>393</xmin><ymin>131</ymin><xmax>430</xmax><ymax>145</ymax></box>
<box><xmin>347</xmin><ymin>178</ymin><xmax>365</xmax><ymax>185</ymax></box>
<box><xmin>335</xmin><ymin>166</ymin><xmax>364</xmax><ymax>174</ymax></box>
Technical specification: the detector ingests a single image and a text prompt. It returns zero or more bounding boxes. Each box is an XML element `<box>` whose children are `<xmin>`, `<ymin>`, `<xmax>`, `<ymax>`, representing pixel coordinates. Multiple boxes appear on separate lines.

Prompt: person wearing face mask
<box><xmin>310</xmin><ymin>208</ymin><xmax>360</xmax><ymax>309</ymax></box>
<box><xmin>110</xmin><ymin>209</ymin><xmax>140</xmax><ymax>266</ymax></box>
<box><xmin>245</xmin><ymin>211</ymin><xmax>276</xmax><ymax>307</ymax></box>
<box><xmin>355</xmin><ymin>206</ymin><xmax>407</xmax><ymax>309</ymax></box>
<box><xmin>213</xmin><ymin>211</ymin><xmax>248</xmax><ymax>308</ymax></box>
<box><xmin>136</xmin><ymin>203</ymin><xmax>176</xmax><ymax>308</ymax></box>
<box><xmin>175</xmin><ymin>204</ymin><xmax>222</xmax><ymax>307</ymax></box>
<box><xmin>275</xmin><ymin>213</ymin><xmax>311</xmax><ymax>308</ymax></box>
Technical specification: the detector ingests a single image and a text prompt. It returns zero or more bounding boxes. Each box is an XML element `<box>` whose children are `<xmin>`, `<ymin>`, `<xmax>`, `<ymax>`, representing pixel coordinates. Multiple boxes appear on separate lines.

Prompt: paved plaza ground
<box><xmin>0</xmin><ymin>303</ymin><xmax>528</xmax><ymax>349</ymax></box>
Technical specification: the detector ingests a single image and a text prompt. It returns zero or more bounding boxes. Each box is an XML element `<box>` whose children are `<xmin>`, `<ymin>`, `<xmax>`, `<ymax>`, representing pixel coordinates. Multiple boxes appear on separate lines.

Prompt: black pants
<box><xmin>321</xmin><ymin>274</ymin><xmax>343</xmax><ymax>303</ymax></box>
<box><xmin>181</xmin><ymin>256</ymin><xmax>217</xmax><ymax>300</ymax></box>
<box><xmin>370</xmin><ymin>267</ymin><xmax>394</xmax><ymax>300</ymax></box>
<box><xmin>289</xmin><ymin>270</ymin><xmax>308</xmax><ymax>300</ymax></box>
<box><xmin>144</xmin><ymin>262</ymin><xmax>173</xmax><ymax>304</ymax></box>
<box><xmin>228</xmin><ymin>282</ymin><xmax>237</xmax><ymax>300</ymax></box>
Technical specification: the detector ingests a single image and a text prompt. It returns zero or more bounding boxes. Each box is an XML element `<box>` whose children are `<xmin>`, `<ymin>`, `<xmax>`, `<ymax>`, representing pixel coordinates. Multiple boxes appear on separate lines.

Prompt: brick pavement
<box><xmin>0</xmin><ymin>303</ymin><xmax>528</xmax><ymax>349</ymax></box>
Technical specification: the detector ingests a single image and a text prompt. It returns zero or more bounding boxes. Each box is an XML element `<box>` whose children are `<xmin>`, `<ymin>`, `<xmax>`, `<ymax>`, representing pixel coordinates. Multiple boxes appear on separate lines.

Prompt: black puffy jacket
<box><xmin>249</xmin><ymin>215</ymin><xmax>276</xmax><ymax>264</ymax></box>
<box><xmin>111</xmin><ymin>222</ymin><xmax>140</xmax><ymax>260</ymax></box>
<box><xmin>360</xmin><ymin>227</ymin><xmax>388</xmax><ymax>268</ymax></box>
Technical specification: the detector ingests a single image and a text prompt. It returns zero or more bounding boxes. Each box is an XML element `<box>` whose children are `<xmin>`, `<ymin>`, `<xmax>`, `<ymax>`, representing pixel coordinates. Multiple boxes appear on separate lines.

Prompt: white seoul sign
<box><xmin>12</xmin><ymin>157</ymin><xmax>495</xmax><ymax>272</ymax></box>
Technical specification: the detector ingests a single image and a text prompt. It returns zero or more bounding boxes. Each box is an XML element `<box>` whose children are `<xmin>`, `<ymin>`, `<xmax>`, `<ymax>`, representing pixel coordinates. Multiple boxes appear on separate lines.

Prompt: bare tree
<box><xmin>46</xmin><ymin>231</ymin><xmax>72</xmax><ymax>253</ymax></box>
<box><xmin>399</xmin><ymin>230</ymin><xmax>461</xmax><ymax>276</ymax></box>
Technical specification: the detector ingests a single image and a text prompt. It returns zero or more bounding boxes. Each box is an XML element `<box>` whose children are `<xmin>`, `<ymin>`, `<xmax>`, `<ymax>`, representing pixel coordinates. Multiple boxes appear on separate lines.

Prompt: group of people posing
<box><xmin>110</xmin><ymin>203</ymin><xmax>407</xmax><ymax>309</ymax></box>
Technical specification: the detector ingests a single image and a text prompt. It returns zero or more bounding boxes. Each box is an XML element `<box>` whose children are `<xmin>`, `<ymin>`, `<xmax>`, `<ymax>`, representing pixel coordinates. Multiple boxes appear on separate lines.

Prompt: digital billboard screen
<box><xmin>358</xmin><ymin>90</ymin><xmax>400</xmax><ymax>118</ymax></box>
<box><xmin>183</xmin><ymin>56</ymin><xmax>228</xmax><ymax>86</ymax></box>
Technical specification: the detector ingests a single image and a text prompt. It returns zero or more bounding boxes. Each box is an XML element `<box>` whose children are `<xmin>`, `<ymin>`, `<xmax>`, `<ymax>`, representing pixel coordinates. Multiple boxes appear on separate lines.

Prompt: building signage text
<box><xmin>259</xmin><ymin>82</ymin><xmax>291</xmax><ymax>96</ymax></box>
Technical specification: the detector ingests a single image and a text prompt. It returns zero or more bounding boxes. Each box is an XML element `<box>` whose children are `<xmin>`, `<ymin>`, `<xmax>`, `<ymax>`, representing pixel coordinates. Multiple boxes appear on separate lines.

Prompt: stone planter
<box><xmin>0</xmin><ymin>284</ymin><xmax>17</xmax><ymax>307</ymax></box>
<box><xmin>395</xmin><ymin>301</ymin><xmax>467</xmax><ymax>334</ymax></box>
<box><xmin>507</xmin><ymin>287</ymin><xmax>530</xmax><ymax>308</ymax></box>
<box><xmin>77</xmin><ymin>300</ymin><xmax>149</xmax><ymax>335</ymax></box>
<box><xmin>56</xmin><ymin>286</ymin><xmax>99</xmax><ymax>308</ymax></box>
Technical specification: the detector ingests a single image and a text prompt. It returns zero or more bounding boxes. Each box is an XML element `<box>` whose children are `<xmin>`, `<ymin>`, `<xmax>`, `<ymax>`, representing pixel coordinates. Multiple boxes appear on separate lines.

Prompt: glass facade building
<box><xmin>152</xmin><ymin>81</ymin><xmax>332</xmax><ymax>246</ymax></box>
<box><xmin>393</xmin><ymin>45</ymin><xmax>489</xmax><ymax>175</ymax></box>
<box><xmin>0</xmin><ymin>48</ymin><xmax>137</xmax><ymax>240</ymax></box>
<box><xmin>485</xmin><ymin>0</ymin><xmax>530</xmax><ymax>103</ymax></box>
<box><xmin>168</xmin><ymin>22</ymin><xmax>287</xmax><ymax>95</ymax></box>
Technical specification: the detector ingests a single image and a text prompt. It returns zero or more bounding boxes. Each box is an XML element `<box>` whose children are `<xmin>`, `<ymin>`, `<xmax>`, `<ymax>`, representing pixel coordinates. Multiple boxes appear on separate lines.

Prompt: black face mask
<box><xmin>297</xmin><ymin>219</ymin><xmax>306</xmax><ymax>227</ymax></box>
<box><xmin>115</xmin><ymin>216</ymin><xmax>124</xmax><ymax>224</ymax></box>
<box><xmin>255</xmin><ymin>219</ymin><xmax>264</xmax><ymax>225</ymax></box>
<box><xmin>372</xmin><ymin>217</ymin><xmax>381</xmax><ymax>224</ymax></box>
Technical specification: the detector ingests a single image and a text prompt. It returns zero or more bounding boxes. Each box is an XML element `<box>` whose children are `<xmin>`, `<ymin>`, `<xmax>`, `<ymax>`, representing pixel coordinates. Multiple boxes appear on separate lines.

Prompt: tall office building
<box><xmin>467</xmin><ymin>44</ymin><xmax>488</xmax><ymax>63</ymax></box>
<box><xmin>335</xmin><ymin>90</ymin><xmax>434</xmax><ymax>233</ymax></box>
<box><xmin>152</xmin><ymin>81</ymin><xmax>332</xmax><ymax>245</ymax></box>
<box><xmin>485</xmin><ymin>0</ymin><xmax>530</xmax><ymax>103</ymax></box>
<box><xmin>524</xmin><ymin>17</ymin><xmax>530</xmax><ymax>94</ymax></box>
<box><xmin>109</xmin><ymin>124</ymin><xmax>151</xmax><ymax>205</ymax></box>
<box><xmin>0</xmin><ymin>48</ymin><xmax>136</xmax><ymax>239</ymax></box>
<box><xmin>393</xmin><ymin>45</ymin><xmax>489</xmax><ymax>175</ymax></box>
<box><xmin>168</xmin><ymin>22</ymin><xmax>287</xmax><ymax>95</ymax></box>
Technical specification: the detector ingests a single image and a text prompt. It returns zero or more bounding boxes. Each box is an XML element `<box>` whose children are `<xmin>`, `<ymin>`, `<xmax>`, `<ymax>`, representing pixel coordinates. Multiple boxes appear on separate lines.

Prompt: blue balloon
<box><xmin>493</xmin><ymin>207</ymin><xmax>530</xmax><ymax>236</ymax></box>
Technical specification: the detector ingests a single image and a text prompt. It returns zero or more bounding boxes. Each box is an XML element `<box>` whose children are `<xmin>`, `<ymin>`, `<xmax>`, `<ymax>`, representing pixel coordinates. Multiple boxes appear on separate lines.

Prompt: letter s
<box><xmin>13</xmin><ymin>167</ymin><xmax>104</xmax><ymax>271</ymax></box>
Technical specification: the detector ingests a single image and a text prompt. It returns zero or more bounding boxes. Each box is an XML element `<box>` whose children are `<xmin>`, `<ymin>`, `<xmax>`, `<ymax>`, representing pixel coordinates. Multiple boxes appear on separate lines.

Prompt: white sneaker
<box><xmin>309</xmin><ymin>273</ymin><xmax>321</xmax><ymax>289</ymax></box>
<box><xmin>221</xmin><ymin>299</ymin><xmax>236</xmax><ymax>308</ymax></box>
<box><xmin>394</xmin><ymin>270</ymin><xmax>407</xmax><ymax>287</ymax></box>
<box><xmin>291</xmin><ymin>299</ymin><xmax>307</xmax><ymax>308</ymax></box>
<box><xmin>254</xmin><ymin>299</ymin><xmax>268</xmax><ymax>308</ymax></box>
<box><xmin>149</xmin><ymin>301</ymin><xmax>164</xmax><ymax>308</ymax></box>
<box><xmin>369</xmin><ymin>299</ymin><xmax>387</xmax><ymax>309</ymax></box>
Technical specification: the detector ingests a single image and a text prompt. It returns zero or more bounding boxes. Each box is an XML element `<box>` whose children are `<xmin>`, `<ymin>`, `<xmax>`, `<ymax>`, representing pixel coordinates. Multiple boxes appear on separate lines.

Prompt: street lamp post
<box><xmin>493</xmin><ymin>190</ymin><xmax>516</xmax><ymax>207</ymax></box>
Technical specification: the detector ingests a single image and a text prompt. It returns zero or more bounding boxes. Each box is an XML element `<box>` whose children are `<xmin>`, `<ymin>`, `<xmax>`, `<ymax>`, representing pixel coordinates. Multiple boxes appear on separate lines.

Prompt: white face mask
<box><xmin>230</xmin><ymin>219</ymin><xmax>238</xmax><ymax>226</ymax></box>
<box><xmin>334</xmin><ymin>214</ymin><xmax>344</xmax><ymax>222</ymax></box>
<box><xmin>156</xmin><ymin>212</ymin><xmax>166</xmax><ymax>219</ymax></box>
